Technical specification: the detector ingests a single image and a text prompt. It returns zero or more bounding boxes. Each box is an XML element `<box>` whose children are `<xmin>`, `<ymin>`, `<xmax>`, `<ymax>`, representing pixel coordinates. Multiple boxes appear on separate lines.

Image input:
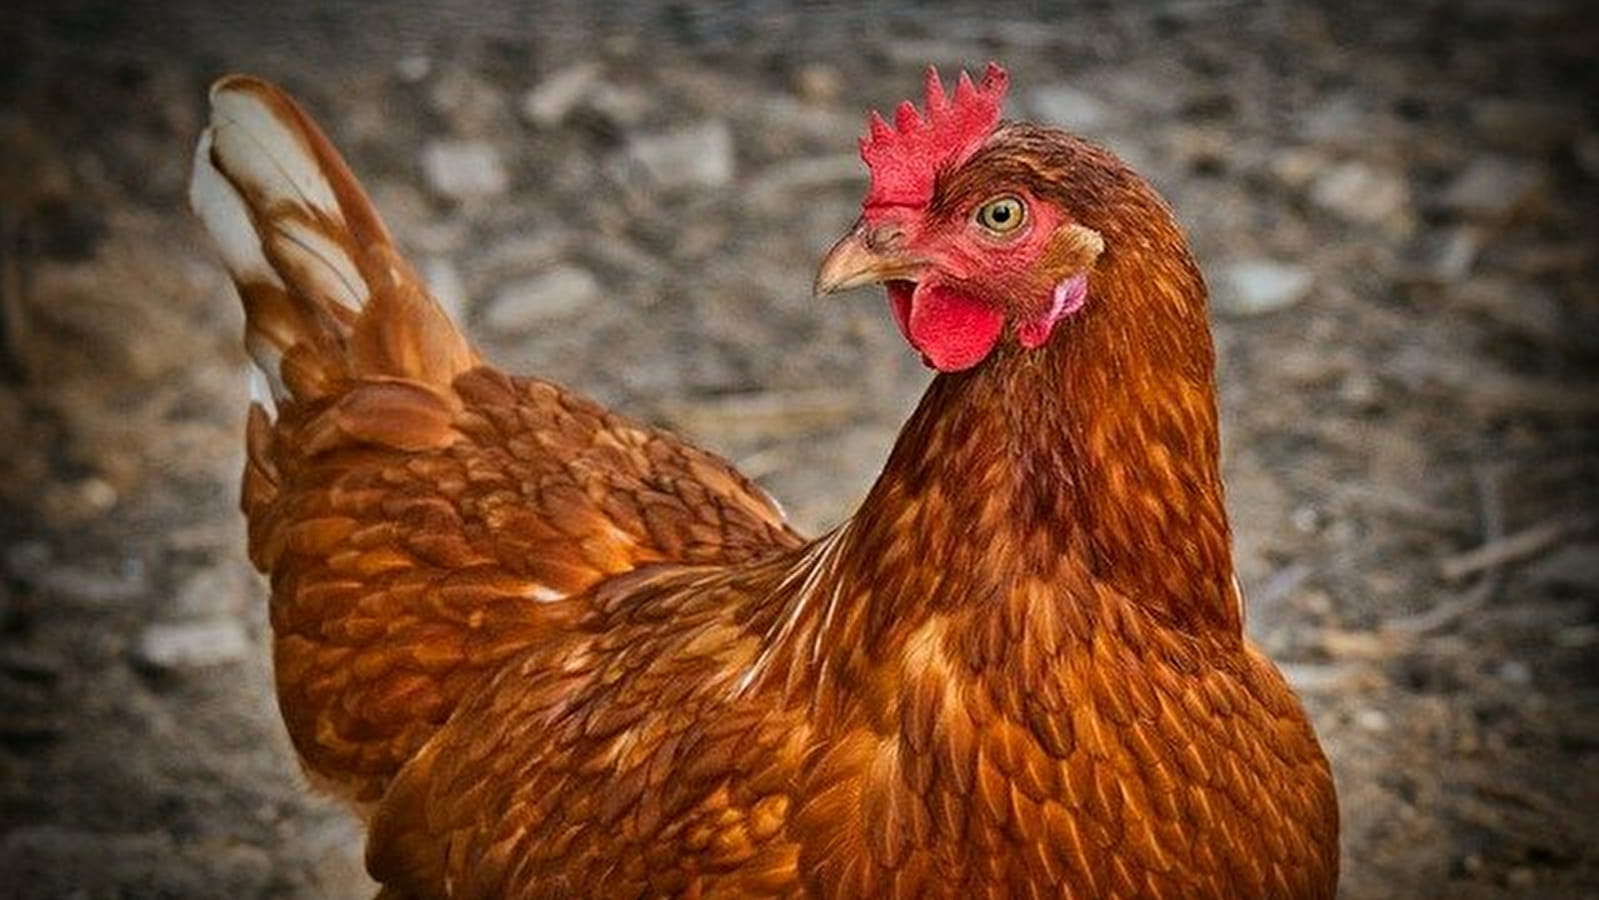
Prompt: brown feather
<box><xmin>193</xmin><ymin>74</ymin><xmax>1336</xmax><ymax>899</ymax></box>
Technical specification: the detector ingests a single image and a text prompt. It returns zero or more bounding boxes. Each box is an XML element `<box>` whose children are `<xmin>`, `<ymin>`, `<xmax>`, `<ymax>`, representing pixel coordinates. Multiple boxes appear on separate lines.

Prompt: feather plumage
<box><xmin>192</xmin><ymin>67</ymin><xmax>1336</xmax><ymax>898</ymax></box>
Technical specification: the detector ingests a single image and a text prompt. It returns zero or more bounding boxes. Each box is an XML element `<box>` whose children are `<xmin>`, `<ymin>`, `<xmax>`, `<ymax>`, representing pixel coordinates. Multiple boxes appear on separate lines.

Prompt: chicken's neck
<box><xmin>843</xmin><ymin>248</ymin><xmax>1238</xmax><ymax>648</ymax></box>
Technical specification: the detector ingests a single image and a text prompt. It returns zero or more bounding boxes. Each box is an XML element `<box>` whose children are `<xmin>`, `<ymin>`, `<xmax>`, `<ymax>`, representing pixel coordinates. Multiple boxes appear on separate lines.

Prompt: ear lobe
<box><xmin>1018</xmin><ymin>273</ymin><xmax>1090</xmax><ymax>349</ymax></box>
<box><xmin>1016</xmin><ymin>225</ymin><xmax>1103</xmax><ymax>351</ymax></box>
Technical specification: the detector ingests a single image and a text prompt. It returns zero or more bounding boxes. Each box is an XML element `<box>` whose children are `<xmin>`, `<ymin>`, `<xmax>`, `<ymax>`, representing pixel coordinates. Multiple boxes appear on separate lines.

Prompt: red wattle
<box><xmin>904</xmin><ymin>283</ymin><xmax>1003</xmax><ymax>372</ymax></box>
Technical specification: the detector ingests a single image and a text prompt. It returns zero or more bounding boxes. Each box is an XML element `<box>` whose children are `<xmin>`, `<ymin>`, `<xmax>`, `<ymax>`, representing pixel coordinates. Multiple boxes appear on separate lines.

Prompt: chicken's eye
<box><xmin>974</xmin><ymin>195</ymin><xmax>1026</xmax><ymax>235</ymax></box>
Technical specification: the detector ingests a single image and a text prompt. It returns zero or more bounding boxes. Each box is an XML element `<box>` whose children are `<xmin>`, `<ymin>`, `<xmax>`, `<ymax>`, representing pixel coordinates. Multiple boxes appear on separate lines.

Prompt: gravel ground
<box><xmin>1</xmin><ymin>1</ymin><xmax>1596</xmax><ymax>897</ymax></box>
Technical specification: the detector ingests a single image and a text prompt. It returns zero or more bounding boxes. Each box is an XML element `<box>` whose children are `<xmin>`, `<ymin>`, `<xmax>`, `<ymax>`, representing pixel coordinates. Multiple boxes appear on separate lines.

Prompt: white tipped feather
<box><xmin>244</xmin><ymin>333</ymin><xmax>289</xmax><ymax>404</ymax></box>
<box><xmin>208</xmin><ymin>83</ymin><xmax>341</xmax><ymax>219</ymax></box>
<box><xmin>192</xmin><ymin>75</ymin><xmax>477</xmax><ymax>409</ymax></box>
<box><xmin>248</xmin><ymin>365</ymin><xmax>279</xmax><ymax>416</ymax></box>
<box><xmin>189</xmin><ymin>131</ymin><xmax>283</xmax><ymax>290</ymax></box>
<box><xmin>274</xmin><ymin>217</ymin><xmax>369</xmax><ymax>310</ymax></box>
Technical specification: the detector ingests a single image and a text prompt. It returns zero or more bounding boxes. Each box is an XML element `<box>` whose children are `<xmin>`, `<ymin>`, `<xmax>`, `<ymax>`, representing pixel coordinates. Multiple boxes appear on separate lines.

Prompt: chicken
<box><xmin>190</xmin><ymin>64</ymin><xmax>1338</xmax><ymax>899</ymax></box>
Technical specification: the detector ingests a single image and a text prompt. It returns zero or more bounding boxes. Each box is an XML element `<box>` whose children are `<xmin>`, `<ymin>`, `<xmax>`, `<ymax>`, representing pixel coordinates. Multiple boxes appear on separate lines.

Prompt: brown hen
<box><xmin>191</xmin><ymin>65</ymin><xmax>1337</xmax><ymax>899</ymax></box>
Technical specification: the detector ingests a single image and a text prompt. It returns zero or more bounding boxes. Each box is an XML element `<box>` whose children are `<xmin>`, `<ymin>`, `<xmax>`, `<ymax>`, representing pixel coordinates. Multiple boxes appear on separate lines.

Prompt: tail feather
<box><xmin>190</xmin><ymin>75</ymin><xmax>476</xmax><ymax>409</ymax></box>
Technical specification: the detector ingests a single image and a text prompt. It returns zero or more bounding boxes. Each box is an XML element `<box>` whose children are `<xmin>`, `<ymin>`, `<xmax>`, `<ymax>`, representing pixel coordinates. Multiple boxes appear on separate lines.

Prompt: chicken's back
<box><xmin>191</xmin><ymin>76</ymin><xmax>799</xmax><ymax>806</ymax></box>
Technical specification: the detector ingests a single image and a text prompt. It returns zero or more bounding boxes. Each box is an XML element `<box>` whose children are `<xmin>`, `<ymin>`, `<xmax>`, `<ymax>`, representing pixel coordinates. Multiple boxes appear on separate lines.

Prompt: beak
<box><xmin>813</xmin><ymin>222</ymin><xmax>925</xmax><ymax>297</ymax></box>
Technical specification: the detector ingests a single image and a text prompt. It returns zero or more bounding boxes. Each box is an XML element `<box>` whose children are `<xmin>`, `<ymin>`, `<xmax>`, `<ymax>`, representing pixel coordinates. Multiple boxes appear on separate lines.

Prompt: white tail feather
<box><xmin>192</xmin><ymin>75</ymin><xmax>478</xmax><ymax>414</ymax></box>
<box><xmin>189</xmin><ymin>130</ymin><xmax>284</xmax><ymax>294</ymax></box>
<box><xmin>207</xmin><ymin>83</ymin><xmax>342</xmax><ymax>223</ymax></box>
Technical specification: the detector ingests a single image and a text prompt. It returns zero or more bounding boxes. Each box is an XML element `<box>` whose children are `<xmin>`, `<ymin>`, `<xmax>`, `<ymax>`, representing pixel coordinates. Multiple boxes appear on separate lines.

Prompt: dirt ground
<box><xmin>1</xmin><ymin>0</ymin><xmax>1596</xmax><ymax>897</ymax></box>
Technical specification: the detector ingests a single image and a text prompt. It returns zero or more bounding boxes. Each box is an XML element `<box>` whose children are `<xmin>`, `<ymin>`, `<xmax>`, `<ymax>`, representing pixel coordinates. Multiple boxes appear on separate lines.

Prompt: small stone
<box><xmin>1495</xmin><ymin>660</ymin><xmax>1532</xmax><ymax>686</ymax></box>
<box><xmin>483</xmin><ymin>265</ymin><xmax>602</xmax><ymax>335</ymax></box>
<box><xmin>521</xmin><ymin>62</ymin><xmax>602</xmax><ymax>128</ymax></box>
<box><xmin>395</xmin><ymin>54</ymin><xmax>431</xmax><ymax>83</ymax></box>
<box><xmin>1524</xmin><ymin>542</ymin><xmax>1599</xmax><ymax>591</ymax></box>
<box><xmin>1279</xmin><ymin>663</ymin><xmax>1354</xmax><ymax>695</ymax></box>
<box><xmin>1555</xmin><ymin>625</ymin><xmax>1598</xmax><ymax>648</ymax></box>
<box><xmin>791</xmin><ymin>63</ymin><xmax>844</xmax><ymax>105</ymax></box>
<box><xmin>1411</xmin><ymin>226</ymin><xmax>1485</xmax><ymax>283</ymax></box>
<box><xmin>1576</xmin><ymin>131</ymin><xmax>1599</xmax><ymax>178</ymax></box>
<box><xmin>427</xmin><ymin>68</ymin><xmax>508</xmax><ymax>135</ymax></box>
<box><xmin>1441</xmin><ymin>156</ymin><xmax>1545</xmax><ymax>222</ymax></box>
<box><xmin>171</xmin><ymin>561</ymin><xmax>251</xmax><ymax>620</ymax></box>
<box><xmin>422</xmin><ymin>257</ymin><xmax>467</xmax><ymax>321</ymax></box>
<box><xmin>1338</xmin><ymin>370</ymin><xmax>1382</xmax><ymax>411</ymax></box>
<box><xmin>6</xmin><ymin>543</ymin><xmax>148</xmax><ymax>606</ymax></box>
<box><xmin>76</xmin><ymin>476</ymin><xmax>118</xmax><ymax>513</ymax></box>
<box><xmin>1296</xmin><ymin>94</ymin><xmax>1366</xmax><ymax>144</ymax></box>
<box><xmin>421</xmin><ymin>140</ymin><xmax>509</xmax><ymax>202</ymax></box>
<box><xmin>1026</xmin><ymin>84</ymin><xmax>1110</xmax><ymax>132</ymax></box>
<box><xmin>135</xmin><ymin>619</ymin><xmax>251</xmax><ymax>670</ymax></box>
<box><xmin>475</xmin><ymin>229</ymin><xmax>573</xmax><ymax>283</ymax></box>
<box><xmin>587</xmin><ymin>83</ymin><xmax>652</xmax><ymax>129</ymax></box>
<box><xmin>622</xmin><ymin>120</ymin><xmax>735</xmax><ymax>191</ymax></box>
<box><xmin>0</xmin><ymin>646</ymin><xmax>63</xmax><ymax>684</ymax></box>
<box><xmin>1452</xmin><ymin>277</ymin><xmax>1566</xmax><ymax>346</ymax></box>
<box><xmin>3</xmin><ymin>541</ymin><xmax>51</xmax><ymax>583</ymax></box>
<box><xmin>1268</xmin><ymin>147</ymin><xmax>1327</xmax><ymax>191</ymax></box>
<box><xmin>1473</xmin><ymin>99</ymin><xmax>1578</xmax><ymax>154</ymax></box>
<box><xmin>1353</xmin><ymin>707</ymin><xmax>1391</xmax><ymax>732</ymax></box>
<box><xmin>1310</xmin><ymin>160</ymin><xmax>1410</xmax><ymax>227</ymax></box>
<box><xmin>1212</xmin><ymin>259</ymin><xmax>1315</xmax><ymax>317</ymax></box>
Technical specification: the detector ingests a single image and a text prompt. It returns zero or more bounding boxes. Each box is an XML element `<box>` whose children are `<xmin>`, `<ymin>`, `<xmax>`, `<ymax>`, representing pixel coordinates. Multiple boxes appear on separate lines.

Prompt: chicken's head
<box><xmin>815</xmin><ymin>64</ymin><xmax>1107</xmax><ymax>373</ymax></box>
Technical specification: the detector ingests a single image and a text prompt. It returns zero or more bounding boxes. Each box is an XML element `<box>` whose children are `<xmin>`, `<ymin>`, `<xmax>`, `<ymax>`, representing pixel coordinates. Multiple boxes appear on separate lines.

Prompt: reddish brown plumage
<box><xmin>193</xmin><ymin>68</ymin><xmax>1337</xmax><ymax>899</ymax></box>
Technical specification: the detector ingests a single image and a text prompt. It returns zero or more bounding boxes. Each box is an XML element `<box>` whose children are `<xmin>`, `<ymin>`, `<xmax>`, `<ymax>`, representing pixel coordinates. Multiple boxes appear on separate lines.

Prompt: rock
<box><xmin>1441</xmin><ymin>156</ymin><xmax>1545</xmax><ymax>222</ymax></box>
<box><xmin>0</xmin><ymin>646</ymin><xmax>63</xmax><ymax>684</ymax></box>
<box><xmin>420</xmin><ymin>139</ymin><xmax>509</xmax><ymax>202</ymax></box>
<box><xmin>135</xmin><ymin>619</ymin><xmax>251</xmax><ymax>670</ymax></box>
<box><xmin>5</xmin><ymin>542</ymin><xmax>148</xmax><ymax>606</ymax></box>
<box><xmin>1494</xmin><ymin>659</ymin><xmax>1533</xmax><ymax>686</ymax></box>
<box><xmin>395</xmin><ymin>54</ymin><xmax>431</xmax><ymax>83</ymax></box>
<box><xmin>745</xmin><ymin>154</ymin><xmax>862</xmax><ymax>213</ymax></box>
<box><xmin>521</xmin><ymin>62</ymin><xmax>602</xmax><ymax>128</ymax></box>
<box><xmin>1025</xmin><ymin>84</ymin><xmax>1110</xmax><ymax>132</ymax></box>
<box><xmin>1296</xmin><ymin>94</ymin><xmax>1367</xmax><ymax>144</ymax></box>
<box><xmin>1353</xmin><ymin>707</ymin><xmax>1392</xmax><ymax>733</ymax></box>
<box><xmin>1269</xmin><ymin>147</ymin><xmax>1329</xmax><ymax>191</ymax></box>
<box><xmin>422</xmin><ymin>256</ymin><xmax>467</xmax><ymax>321</ymax></box>
<box><xmin>1472</xmin><ymin>99</ymin><xmax>1580</xmax><ymax>154</ymax></box>
<box><xmin>475</xmin><ymin>229</ymin><xmax>573</xmax><ymax>283</ymax></box>
<box><xmin>1310</xmin><ymin>160</ymin><xmax>1410</xmax><ymax>227</ymax></box>
<box><xmin>791</xmin><ymin>63</ymin><xmax>844</xmax><ymax>105</ymax></box>
<box><xmin>426</xmin><ymin>67</ymin><xmax>509</xmax><ymax>135</ymax></box>
<box><xmin>1212</xmin><ymin>259</ymin><xmax>1315</xmax><ymax>317</ymax></box>
<box><xmin>171</xmin><ymin>561</ymin><xmax>251</xmax><ymax>620</ymax></box>
<box><xmin>1279</xmin><ymin>662</ymin><xmax>1361</xmax><ymax>695</ymax></box>
<box><xmin>1407</xmin><ymin>226</ymin><xmax>1484</xmax><ymax>283</ymax></box>
<box><xmin>880</xmin><ymin>37</ymin><xmax>990</xmax><ymax>68</ymax></box>
<box><xmin>0</xmin><ymin>826</ymin><xmax>273</xmax><ymax>898</ymax></box>
<box><xmin>1101</xmin><ymin>69</ymin><xmax>1187</xmax><ymax>118</ymax></box>
<box><xmin>1576</xmin><ymin>131</ymin><xmax>1599</xmax><ymax>178</ymax></box>
<box><xmin>621</xmin><ymin>120</ymin><xmax>735</xmax><ymax>191</ymax></box>
<box><xmin>1338</xmin><ymin>370</ymin><xmax>1382</xmax><ymax>411</ymax></box>
<box><xmin>483</xmin><ymin>265</ymin><xmax>602</xmax><ymax>335</ymax></box>
<box><xmin>3</xmin><ymin>541</ymin><xmax>52</xmax><ymax>583</ymax></box>
<box><xmin>1524</xmin><ymin>542</ymin><xmax>1599</xmax><ymax>591</ymax></box>
<box><xmin>587</xmin><ymin>83</ymin><xmax>652</xmax><ymax>129</ymax></box>
<box><xmin>1452</xmin><ymin>277</ymin><xmax>1566</xmax><ymax>346</ymax></box>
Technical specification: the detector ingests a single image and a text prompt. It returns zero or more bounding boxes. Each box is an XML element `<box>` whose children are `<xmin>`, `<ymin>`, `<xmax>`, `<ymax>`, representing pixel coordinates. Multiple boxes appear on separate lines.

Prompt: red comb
<box><xmin>859</xmin><ymin>63</ymin><xmax>1009</xmax><ymax>211</ymax></box>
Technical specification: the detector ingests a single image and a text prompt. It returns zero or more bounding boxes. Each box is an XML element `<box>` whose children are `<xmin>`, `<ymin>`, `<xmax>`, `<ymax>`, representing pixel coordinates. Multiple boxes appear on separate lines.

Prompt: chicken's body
<box><xmin>192</xmin><ymin>70</ymin><xmax>1337</xmax><ymax>899</ymax></box>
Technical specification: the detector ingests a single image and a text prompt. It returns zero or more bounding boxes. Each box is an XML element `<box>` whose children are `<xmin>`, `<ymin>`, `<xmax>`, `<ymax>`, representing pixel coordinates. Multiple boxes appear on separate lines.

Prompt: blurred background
<box><xmin>1</xmin><ymin>0</ymin><xmax>1596</xmax><ymax>896</ymax></box>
